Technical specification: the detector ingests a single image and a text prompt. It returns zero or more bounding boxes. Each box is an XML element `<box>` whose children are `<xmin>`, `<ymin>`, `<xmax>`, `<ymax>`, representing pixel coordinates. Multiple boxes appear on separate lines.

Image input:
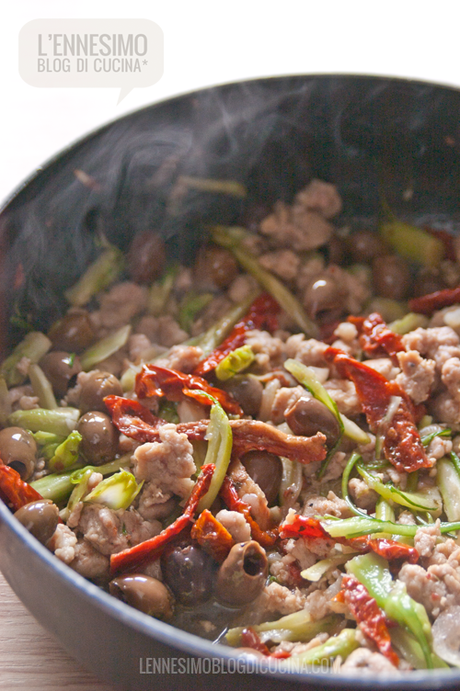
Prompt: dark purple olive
<box><xmin>349</xmin><ymin>230</ymin><xmax>386</xmax><ymax>263</ymax></box>
<box><xmin>39</xmin><ymin>351</ymin><xmax>82</xmax><ymax>398</ymax></box>
<box><xmin>48</xmin><ymin>311</ymin><xmax>95</xmax><ymax>353</ymax></box>
<box><xmin>194</xmin><ymin>244</ymin><xmax>238</xmax><ymax>289</ymax></box>
<box><xmin>221</xmin><ymin>375</ymin><xmax>263</xmax><ymax>417</ymax></box>
<box><xmin>285</xmin><ymin>397</ymin><xmax>341</xmax><ymax>449</ymax></box>
<box><xmin>77</xmin><ymin>411</ymin><xmax>118</xmax><ymax>465</ymax></box>
<box><xmin>79</xmin><ymin>371</ymin><xmax>123</xmax><ymax>414</ymax></box>
<box><xmin>303</xmin><ymin>273</ymin><xmax>346</xmax><ymax>321</ymax></box>
<box><xmin>14</xmin><ymin>499</ymin><xmax>59</xmax><ymax>545</ymax></box>
<box><xmin>215</xmin><ymin>541</ymin><xmax>268</xmax><ymax>606</ymax></box>
<box><xmin>0</xmin><ymin>427</ymin><xmax>37</xmax><ymax>480</ymax></box>
<box><xmin>241</xmin><ymin>450</ymin><xmax>282</xmax><ymax>505</ymax></box>
<box><xmin>161</xmin><ymin>542</ymin><xmax>216</xmax><ymax>606</ymax></box>
<box><xmin>372</xmin><ymin>254</ymin><xmax>411</xmax><ymax>300</ymax></box>
<box><xmin>127</xmin><ymin>231</ymin><xmax>166</xmax><ymax>284</ymax></box>
<box><xmin>109</xmin><ymin>575</ymin><xmax>174</xmax><ymax>620</ymax></box>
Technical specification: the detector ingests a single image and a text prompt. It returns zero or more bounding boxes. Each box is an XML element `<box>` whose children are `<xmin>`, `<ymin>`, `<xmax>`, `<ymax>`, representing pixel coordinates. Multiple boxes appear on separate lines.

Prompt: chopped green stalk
<box><xmin>61</xmin><ymin>468</ymin><xmax>93</xmax><ymax>522</ymax></box>
<box><xmin>226</xmin><ymin>612</ymin><xmax>340</xmax><ymax>646</ymax></box>
<box><xmin>450</xmin><ymin>451</ymin><xmax>460</xmax><ymax>477</ymax></box>
<box><xmin>421</xmin><ymin>428</ymin><xmax>451</xmax><ymax>447</ymax></box>
<box><xmin>1</xmin><ymin>332</ymin><xmax>52</xmax><ymax>387</ymax></box>
<box><xmin>380</xmin><ymin>220</ymin><xmax>445</xmax><ymax>267</ymax></box>
<box><xmin>346</xmin><ymin>552</ymin><xmax>434</xmax><ymax>668</ymax></box>
<box><xmin>64</xmin><ymin>245</ymin><xmax>124</xmax><ymax>307</ymax></box>
<box><xmin>437</xmin><ymin>457</ymin><xmax>460</xmax><ymax>521</ymax></box>
<box><xmin>340</xmin><ymin>413</ymin><xmax>371</xmax><ymax>445</ymax></box>
<box><xmin>357</xmin><ymin>464</ymin><xmax>442</xmax><ymax>514</ymax></box>
<box><xmin>147</xmin><ymin>264</ymin><xmax>179</xmax><ymax>316</ymax></box>
<box><xmin>32</xmin><ymin>430</ymin><xmax>64</xmax><ymax>460</ymax></box>
<box><xmin>80</xmin><ymin>324</ymin><xmax>131</xmax><ymax>371</ymax></box>
<box><xmin>30</xmin><ymin>454</ymin><xmax>132</xmax><ymax>503</ymax></box>
<box><xmin>0</xmin><ymin>376</ymin><xmax>12</xmax><ymax>426</ymax></box>
<box><xmin>28</xmin><ymin>363</ymin><xmax>58</xmax><ymax>409</ymax></box>
<box><xmin>215</xmin><ymin>345</ymin><xmax>255</xmax><ymax>381</ymax></box>
<box><xmin>177</xmin><ymin>175</ymin><xmax>246</xmax><ymax>198</ymax></box>
<box><xmin>84</xmin><ymin>469</ymin><xmax>143</xmax><ymax>510</ymax></box>
<box><xmin>195</xmin><ymin>397</ymin><xmax>233</xmax><ymax>513</ymax></box>
<box><xmin>322</xmin><ymin>516</ymin><xmax>418</xmax><ymax>539</ymax></box>
<box><xmin>391</xmin><ymin>627</ymin><xmax>448</xmax><ymax>670</ymax></box>
<box><xmin>405</xmin><ymin>470</ymin><xmax>419</xmax><ymax>494</ymax></box>
<box><xmin>375</xmin><ymin>498</ymin><xmax>395</xmax><ymax>522</ymax></box>
<box><xmin>279</xmin><ymin>457</ymin><xmax>303</xmax><ymax>507</ymax></box>
<box><xmin>341</xmin><ymin>452</ymin><xmax>369</xmax><ymax>518</ymax></box>
<box><xmin>179</xmin><ymin>292</ymin><xmax>214</xmax><ymax>332</ymax></box>
<box><xmin>8</xmin><ymin>407</ymin><xmax>79</xmax><ymax>436</ymax></box>
<box><xmin>285</xmin><ymin>359</ymin><xmax>342</xmax><ymax>425</ymax></box>
<box><xmin>301</xmin><ymin>554</ymin><xmax>358</xmax><ymax>582</ymax></box>
<box><xmin>48</xmin><ymin>431</ymin><xmax>82</xmax><ymax>473</ymax></box>
<box><xmin>195</xmin><ymin>292</ymin><xmax>260</xmax><ymax>356</ymax></box>
<box><xmin>212</xmin><ymin>226</ymin><xmax>318</xmax><ymax>337</ymax></box>
<box><xmin>281</xmin><ymin>628</ymin><xmax>359</xmax><ymax>668</ymax></box>
<box><xmin>389</xmin><ymin>312</ymin><xmax>429</xmax><ymax>335</ymax></box>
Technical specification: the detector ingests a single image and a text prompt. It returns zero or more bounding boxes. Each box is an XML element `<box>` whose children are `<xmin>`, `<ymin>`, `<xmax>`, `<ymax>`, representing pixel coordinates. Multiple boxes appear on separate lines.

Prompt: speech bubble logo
<box><xmin>19</xmin><ymin>19</ymin><xmax>164</xmax><ymax>104</ymax></box>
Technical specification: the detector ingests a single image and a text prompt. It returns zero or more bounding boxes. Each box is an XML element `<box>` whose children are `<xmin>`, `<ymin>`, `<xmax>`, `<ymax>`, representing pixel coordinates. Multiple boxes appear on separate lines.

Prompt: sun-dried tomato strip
<box><xmin>0</xmin><ymin>462</ymin><xmax>43</xmax><ymax>512</ymax></box>
<box><xmin>110</xmin><ymin>464</ymin><xmax>215</xmax><ymax>576</ymax></box>
<box><xmin>193</xmin><ymin>292</ymin><xmax>280</xmax><ymax>377</ymax></box>
<box><xmin>135</xmin><ymin>364</ymin><xmax>243</xmax><ymax>416</ymax></box>
<box><xmin>336</xmin><ymin>575</ymin><xmax>399</xmax><ymax>667</ymax></box>
<box><xmin>219</xmin><ymin>477</ymin><xmax>277</xmax><ymax>548</ymax></box>
<box><xmin>279</xmin><ymin>515</ymin><xmax>331</xmax><ymax>540</ymax></box>
<box><xmin>239</xmin><ymin>628</ymin><xmax>291</xmax><ymax>659</ymax></box>
<box><xmin>325</xmin><ymin>347</ymin><xmax>431</xmax><ymax>473</ymax></box>
<box><xmin>409</xmin><ymin>284</ymin><xmax>460</xmax><ymax>315</ymax></box>
<box><xmin>104</xmin><ymin>396</ymin><xmax>164</xmax><ymax>443</ymax></box>
<box><xmin>190</xmin><ymin>509</ymin><xmax>234</xmax><ymax>563</ymax></box>
<box><xmin>351</xmin><ymin>312</ymin><xmax>405</xmax><ymax>363</ymax></box>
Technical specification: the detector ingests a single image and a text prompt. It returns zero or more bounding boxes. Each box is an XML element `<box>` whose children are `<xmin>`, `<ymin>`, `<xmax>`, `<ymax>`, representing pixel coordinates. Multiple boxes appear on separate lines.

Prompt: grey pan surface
<box><xmin>1</xmin><ymin>74</ymin><xmax>460</xmax><ymax>689</ymax></box>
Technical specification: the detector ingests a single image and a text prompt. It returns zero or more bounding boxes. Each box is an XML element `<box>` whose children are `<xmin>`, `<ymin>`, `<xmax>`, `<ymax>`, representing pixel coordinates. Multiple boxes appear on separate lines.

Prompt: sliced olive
<box><xmin>161</xmin><ymin>542</ymin><xmax>216</xmax><ymax>606</ymax></box>
<box><xmin>48</xmin><ymin>311</ymin><xmax>95</xmax><ymax>353</ymax></box>
<box><xmin>14</xmin><ymin>499</ymin><xmax>59</xmax><ymax>545</ymax></box>
<box><xmin>77</xmin><ymin>411</ymin><xmax>118</xmax><ymax>465</ymax></box>
<box><xmin>109</xmin><ymin>575</ymin><xmax>174</xmax><ymax>620</ymax></box>
<box><xmin>39</xmin><ymin>351</ymin><xmax>82</xmax><ymax>398</ymax></box>
<box><xmin>127</xmin><ymin>231</ymin><xmax>166</xmax><ymax>284</ymax></box>
<box><xmin>241</xmin><ymin>450</ymin><xmax>282</xmax><ymax>506</ymax></box>
<box><xmin>0</xmin><ymin>427</ymin><xmax>37</xmax><ymax>480</ymax></box>
<box><xmin>285</xmin><ymin>397</ymin><xmax>341</xmax><ymax>449</ymax></box>
<box><xmin>79</xmin><ymin>371</ymin><xmax>123</xmax><ymax>414</ymax></box>
<box><xmin>215</xmin><ymin>541</ymin><xmax>268</xmax><ymax>606</ymax></box>
<box><xmin>221</xmin><ymin>375</ymin><xmax>263</xmax><ymax>417</ymax></box>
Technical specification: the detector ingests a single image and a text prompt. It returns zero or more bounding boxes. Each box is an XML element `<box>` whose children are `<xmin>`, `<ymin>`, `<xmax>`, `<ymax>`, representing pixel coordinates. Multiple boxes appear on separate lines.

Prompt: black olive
<box><xmin>303</xmin><ymin>273</ymin><xmax>346</xmax><ymax>321</ymax></box>
<box><xmin>349</xmin><ymin>230</ymin><xmax>386</xmax><ymax>263</ymax></box>
<box><xmin>161</xmin><ymin>542</ymin><xmax>216</xmax><ymax>606</ymax></box>
<box><xmin>215</xmin><ymin>541</ymin><xmax>268</xmax><ymax>606</ymax></box>
<box><xmin>221</xmin><ymin>375</ymin><xmax>263</xmax><ymax>417</ymax></box>
<box><xmin>127</xmin><ymin>231</ymin><xmax>166</xmax><ymax>284</ymax></box>
<box><xmin>194</xmin><ymin>245</ymin><xmax>238</xmax><ymax>290</ymax></box>
<box><xmin>48</xmin><ymin>311</ymin><xmax>95</xmax><ymax>353</ymax></box>
<box><xmin>77</xmin><ymin>411</ymin><xmax>118</xmax><ymax>465</ymax></box>
<box><xmin>241</xmin><ymin>450</ymin><xmax>282</xmax><ymax>505</ymax></box>
<box><xmin>39</xmin><ymin>351</ymin><xmax>82</xmax><ymax>398</ymax></box>
<box><xmin>285</xmin><ymin>397</ymin><xmax>341</xmax><ymax>449</ymax></box>
<box><xmin>14</xmin><ymin>500</ymin><xmax>59</xmax><ymax>545</ymax></box>
<box><xmin>109</xmin><ymin>575</ymin><xmax>174</xmax><ymax>620</ymax></box>
<box><xmin>79</xmin><ymin>371</ymin><xmax>123</xmax><ymax>414</ymax></box>
<box><xmin>0</xmin><ymin>427</ymin><xmax>37</xmax><ymax>480</ymax></box>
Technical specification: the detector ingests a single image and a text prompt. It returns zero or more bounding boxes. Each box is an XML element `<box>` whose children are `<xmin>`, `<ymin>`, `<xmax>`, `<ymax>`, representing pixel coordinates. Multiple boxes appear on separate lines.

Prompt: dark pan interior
<box><xmin>2</xmin><ymin>74</ymin><xmax>460</xmax><ymax>689</ymax></box>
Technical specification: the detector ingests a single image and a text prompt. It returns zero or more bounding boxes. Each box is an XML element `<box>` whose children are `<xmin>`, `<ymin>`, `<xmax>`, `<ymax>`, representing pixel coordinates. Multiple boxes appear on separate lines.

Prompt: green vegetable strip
<box><xmin>437</xmin><ymin>456</ymin><xmax>460</xmax><ymax>522</ymax></box>
<box><xmin>84</xmin><ymin>469</ymin><xmax>143</xmax><ymax>510</ymax></box>
<box><xmin>356</xmin><ymin>464</ymin><xmax>441</xmax><ymax>513</ymax></box>
<box><xmin>48</xmin><ymin>431</ymin><xmax>82</xmax><ymax>473</ymax></box>
<box><xmin>380</xmin><ymin>220</ymin><xmax>445</xmax><ymax>267</ymax></box>
<box><xmin>341</xmin><ymin>452</ymin><xmax>369</xmax><ymax>518</ymax></box>
<box><xmin>346</xmin><ymin>552</ymin><xmax>434</xmax><ymax>668</ymax></box>
<box><xmin>179</xmin><ymin>293</ymin><xmax>214</xmax><ymax>332</ymax></box>
<box><xmin>281</xmin><ymin>629</ymin><xmax>359</xmax><ymax>668</ymax></box>
<box><xmin>322</xmin><ymin>515</ymin><xmax>460</xmax><ymax>539</ymax></box>
<box><xmin>8</xmin><ymin>407</ymin><xmax>80</xmax><ymax>436</ymax></box>
<box><xmin>61</xmin><ymin>468</ymin><xmax>93</xmax><ymax>522</ymax></box>
<box><xmin>388</xmin><ymin>312</ymin><xmax>429</xmax><ymax>335</ymax></box>
<box><xmin>375</xmin><ymin>498</ymin><xmax>395</xmax><ymax>522</ymax></box>
<box><xmin>301</xmin><ymin>554</ymin><xmax>358</xmax><ymax>582</ymax></box>
<box><xmin>421</xmin><ymin>428</ymin><xmax>451</xmax><ymax>447</ymax></box>
<box><xmin>450</xmin><ymin>451</ymin><xmax>460</xmax><ymax>477</ymax></box>
<box><xmin>30</xmin><ymin>454</ymin><xmax>132</xmax><ymax>503</ymax></box>
<box><xmin>390</xmin><ymin>628</ymin><xmax>448</xmax><ymax>670</ymax></box>
<box><xmin>226</xmin><ymin>612</ymin><xmax>340</xmax><ymax>646</ymax></box>
<box><xmin>177</xmin><ymin>175</ymin><xmax>247</xmax><ymax>198</ymax></box>
<box><xmin>28</xmin><ymin>364</ymin><xmax>58</xmax><ymax>409</ymax></box>
<box><xmin>147</xmin><ymin>264</ymin><xmax>179</xmax><ymax>316</ymax></box>
<box><xmin>80</xmin><ymin>324</ymin><xmax>131</xmax><ymax>371</ymax></box>
<box><xmin>215</xmin><ymin>345</ymin><xmax>255</xmax><ymax>381</ymax></box>
<box><xmin>64</xmin><ymin>245</ymin><xmax>124</xmax><ymax>307</ymax></box>
<box><xmin>212</xmin><ymin>226</ymin><xmax>318</xmax><ymax>337</ymax></box>
<box><xmin>195</xmin><ymin>397</ymin><xmax>233</xmax><ymax>513</ymax></box>
<box><xmin>0</xmin><ymin>376</ymin><xmax>11</xmax><ymax>427</ymax></box>
<box><xmin>1</xmin><ymin>332</ymin><xmax>52</xmax><ymax>387</ymax></box>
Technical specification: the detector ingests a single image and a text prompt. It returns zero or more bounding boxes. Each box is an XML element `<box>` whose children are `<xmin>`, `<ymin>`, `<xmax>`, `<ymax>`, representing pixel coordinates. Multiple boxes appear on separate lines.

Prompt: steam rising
<box><xmin>1</xmin><ymin>75</ymin><xmax>460</xmax><ymax>346</ymax></box>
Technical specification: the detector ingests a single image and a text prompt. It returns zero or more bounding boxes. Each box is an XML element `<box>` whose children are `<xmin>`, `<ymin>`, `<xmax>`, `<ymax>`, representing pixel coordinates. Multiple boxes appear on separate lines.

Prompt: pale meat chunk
<box><xmin>285</xmin><ymin>334</ymin><xmax>328</xmax><ymax>367</ymax></box>
<box><xmin>303</xmin><ymin>491</ymin><xmax>353</xmax><ymax>519</ymax></box>
<box><xmin>215</xmin><ymin>510</ymin><xmax>251</xmax><ymax>542</ymax></box>
<box><xmin>48</xmin><ymin>523</ymin><xmax>78</xmax><ymax>565</ymax></box>
<box><xmin>91</xmin><ymin>282</ymin><xmax>148</xmax><ymax>333</ymax></box>
<box><xmin>256</xmin><ymin>582</ymin><xmax>306</xmax><ymax>616</ymax></box>
<box><xmin>402</xmin><ymin>327</ymin><xmax>460</xmax><ymax>369</ymax></box>
<box><xmin>77</xmin><ymin>505</ymin><xmax>160</xmax><ymax>556</ymax></box>
<box><xmin>70</xmin><ymin>538</ymin><xmax>110</xmax><ymax>580</ymax></box>
<box><xmin>363</xmin><ymin>358</ymin><xmax>400</xmax><ymax>381</ymax></box>
<box><xmin>258</xmin><ymin>250</ymin><xmax>300</xmax><ymax>281</ymax></box>
<box><xmin>260</xmin><ymin>201</ymin><xmax>334</xmax><ymax>251</ymax></box>
<box><xmin>324</xmin><ymin>379</ymin><xmax>361</xmax><ymax>416</ymax></box>
<box><xmin>295</xmin><ymin>179</ymin><xmax>342</xmax><ymax>219</ymax></box>
<box><xmin>245</xmin><ymin>329</ymin><xmax>286</xmax><ymax>371</ymax></box>
<box><xmin>227</xmin><ymin>458</ymin><xmax>270</xmax><ymax>529</ymax></box>
<box><xmin>395</xmin><ymin>350</ymin><xmax>436</xmax><ymax>404</ymax></box>
<box><xmin>441</xmin><ymin>357</ymin><xmax>460</xmax><ymax>400</ymax></box>
<box><xmin>341</xmin><ymin>648</ymin><xmax>398</xmax><ymax>673</ymax></box>
<box><xmin>156</xmin><ymin>316</ymin><xmax>188</xmax><ymax>347</ymax></box>
<box><xmin>154</xmin><ymin>344</ymin><xmax>203</xmax><ymax>373</ymax></box>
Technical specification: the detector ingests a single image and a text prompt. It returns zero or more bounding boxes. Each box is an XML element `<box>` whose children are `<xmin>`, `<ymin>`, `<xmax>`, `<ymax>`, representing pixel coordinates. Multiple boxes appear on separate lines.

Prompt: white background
<box><xmin>1</xmin><ymin>1</ymin><xmax>460</xmax><ymax>203</ymax></box>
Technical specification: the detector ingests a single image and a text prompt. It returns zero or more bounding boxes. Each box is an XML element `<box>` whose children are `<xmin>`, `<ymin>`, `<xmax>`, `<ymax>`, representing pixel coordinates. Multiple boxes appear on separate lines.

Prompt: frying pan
<box><xmin>1</xmin><ymin>74</ymin><xmax>460</xmax><ymax>690</ymax></box>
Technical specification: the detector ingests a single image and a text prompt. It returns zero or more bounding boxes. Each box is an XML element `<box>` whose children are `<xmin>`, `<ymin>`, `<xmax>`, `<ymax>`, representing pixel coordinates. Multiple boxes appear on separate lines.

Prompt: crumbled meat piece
<box><xmin>397</xmin><ymin>511</ymin><xmax>417</xmax><ymax>525</ymax></box>
<box><xmin>285</xmin><ymin>334</ymin><xmax>328</xmax><ymax>367</ymax></box>
<box><xmin>305</xmin><ymin>575</ymin><xmax>342</xmax><ymax>620</ymax></box>
<box><xmin>324</xmin><ymin>379</ymin><xmax>361</xmax><ymax>417</ymax></box>
<box><xmin>135</xmin><ymin>315</ymin><xmax>160</xmax><ymax>343</ymax></box>
<box><xmin>132</xmin><ymin>423</ymin><xmax>196</xmax><ymax>519</ymax></box>
<box><xmin>426</xmin><ymin>434</ymin><xmax>452</xmax><ymax>461</ymax></box>
<box><xmin>441</xmin><ymin>357</ymin><xmax>460</xmax><ymax>400</ymax></box>
<box><xmin>334</xmin><ymin>321</ymin><xmax>358</xmax><ymax>343</ymax></box>
<box><xmin>260</xmin><ymin>201</ymin><xmax>334</xmax><ymax>252</ymax></box>
<box><xmin>303</xmin><ymin>491</ymin><xmax>353</xmax><ymax>519</ymax></box>
<box><xmin>348</xmin><ymin>478</ymin><xmax>379</xmax><ymax>511</ymax></box>
<box><xmin>91</xmin><ymin>282</ymin><xmax>148</xmax><ymax>333</ymax></box>
<box><xmin>7</xmin><ymin>384</ymin><xmax>35</xmax><ymax>411</ymax></box>
<box><xmin>19</xmin><ymin>395</ymin><xmax>39</xmax><ymax>410</ymax></box>
<box><xmin>395</xmin><ymin>350</ymin><xmax>436</xmax><ymax>404</ymax></box>
<box><xmin>364</xmin><ymin>358</ymin><xmax>400</xmax><ymax>381</ymax></box>
<box><xmin>398</xmin><ymin>557</ymin><xmax>460</xmax><ymax>619</ymax></box>
<box><xmin>227</xmin><ymin>459</ymin><xmax>270</xmax><ymax>529</ymax></box>
<box><xmin>258</xmin><ymin>250</ymin><xmax>300</xmax><ymax>281</ymax></box>
<box><xmin>128</xmin><ymin>333</ymin><xmax>153</xmax><ymax>361</ymax></box>
<box><xmin>256</xmin><ymin>581</ymin><xmax>306</xmax><ymax>615</ymax></box>
<box><xmin>285</xmin><ymin>533</ymin><xmax>335</xmax><ymax>562</ymax></box>
<box><xmin>215</xmin><ymin>510</ymin><xmax>251</xmax><ymax>542</ymax></box>
<box><xmin>321</xmin><ymin>451</ymin><xmax>347</xmax><ymax>482</ymax></box>
<box><xmin>228</xmin><ymin>274</ymin><xmax>259</xmax><ymax>303</ymax></box>
<box><xmin>295</xmin><ymin>179</ymin><xmax>342</xmax><ymax>219</ymax></box>
<box><xmin>156</xmin><ymin>316</ymin><xmax>188</xmax><ymax>347</ymax></box>
<box><xmin>270</xmin><ymin>386</ymin><xmax>306</xmax><ymax>425</ymax></box>
<box><xmin>70</xmin><ymin>538</ymin><xmax>110</xmax><ymax>580</ymax></box>
<box><xmin>154</xmin><ymin>345</ymin><xmax>204</xmax><ymax>373</ymax></box>
<box><xmin>77</xmin><ymin>505</ymin><xmax>160</xmax><ymax>556</ymax></box>
<box><xmin>402</xmin><ymin>327</ymin><xmax>460</xmax><ymax>370</ymax></box>
<box><xmin>245</xmin><ymin>329</ymin><xmax>286</xmax><ymax>372</ymax></box>
<box><xmin>275</xmin><ymin>632</ymin><xmax>330</xmax><ymax>656</ymax></box>
<box><xmin>327</xmin><ymin>265</ymin><xmax>372</xmax><ymax>315</ymax></box>
<box><xmin>430</xmin><ymin>391</ymin><xmax>460</xmax><ymax>427</ymax></box>
<box><xmin>340</xmin><ymin>648</ymin><xmax>398</xmax><ymax>673</ymax></box>
<box><xmin>414</xmin><ymin>522</ymin><xmax>441</xmax><ymax>559</ymax></box>
<box><xmin>48</xmin><ymin>523</ymin><xmax>78</xmax><ymax>565</ymax></box>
